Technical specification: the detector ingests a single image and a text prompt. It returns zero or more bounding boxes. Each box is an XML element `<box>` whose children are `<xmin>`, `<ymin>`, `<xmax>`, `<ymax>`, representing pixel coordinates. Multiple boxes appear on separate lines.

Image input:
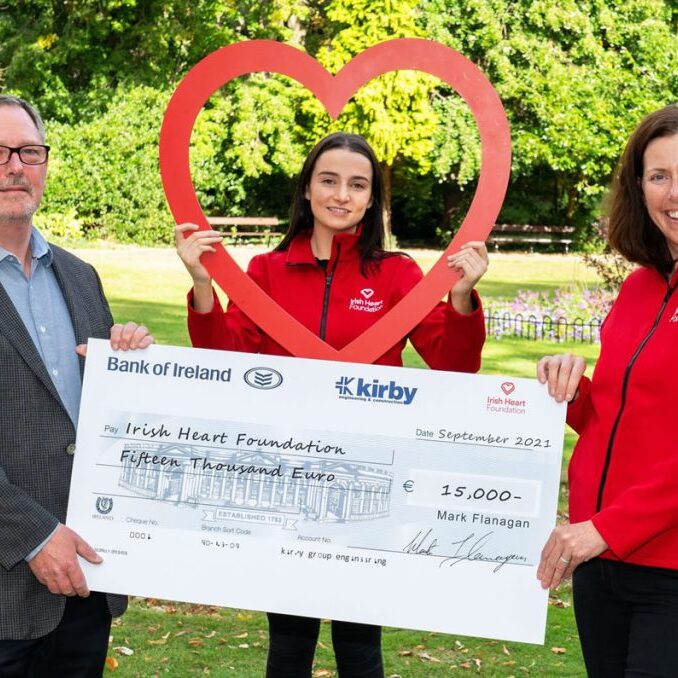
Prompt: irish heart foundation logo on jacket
<box><xmin>349</xmin><ymin>288</ymin><xmax>384</xmax><ymax>313</ymax></box>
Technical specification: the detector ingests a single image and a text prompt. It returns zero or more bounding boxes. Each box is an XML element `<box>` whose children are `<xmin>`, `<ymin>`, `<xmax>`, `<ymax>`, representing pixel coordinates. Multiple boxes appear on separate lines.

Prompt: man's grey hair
<box><xmin>0</xmin><ymin>95</ymin><xmax>46</xmax><ymax>141</ymax></box>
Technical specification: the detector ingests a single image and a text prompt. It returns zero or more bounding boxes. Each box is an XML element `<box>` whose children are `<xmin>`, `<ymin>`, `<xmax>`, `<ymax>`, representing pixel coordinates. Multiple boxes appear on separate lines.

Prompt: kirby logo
<box><xmin>487</xmin><ymin>381</ymin><xmax>527</xmax><ymax>415</ymax></box>
<box><xmin>335</xmin><ymin>375</ymin><xmax>417</xmax><ymax>405</ymax></box>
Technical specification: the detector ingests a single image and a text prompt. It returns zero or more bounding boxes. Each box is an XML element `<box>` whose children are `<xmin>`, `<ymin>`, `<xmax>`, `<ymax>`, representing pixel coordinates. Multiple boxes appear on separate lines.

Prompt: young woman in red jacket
<box><xmin>536</xmin><ymin>104</ymin><xmax>678</xmax><ymax>677</ymax></box>
<box><xmin>176</xmin><ymin>132</ymin><xmax>488</xmax><ymax>678</ymax></box>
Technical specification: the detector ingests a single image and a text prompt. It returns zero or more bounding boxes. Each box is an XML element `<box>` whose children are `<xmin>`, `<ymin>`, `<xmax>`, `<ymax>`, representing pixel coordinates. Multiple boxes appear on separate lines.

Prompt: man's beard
<box><xmin>0</xmin><ymin>179</ymin><xmax>38</xmax><ymax>222</ymax></box>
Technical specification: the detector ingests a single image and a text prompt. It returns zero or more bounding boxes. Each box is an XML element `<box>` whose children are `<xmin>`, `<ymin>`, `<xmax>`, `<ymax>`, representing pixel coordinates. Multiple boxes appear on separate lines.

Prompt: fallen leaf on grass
<box><xmin>147</xmin><ymin>638</ymin><xmax>167</xmax><ymax>646</ymax></box>
<box><xmin>503</xmin><ymin>645</ymin><xmax>511</xmax><ymax>656</ymax></box>
<box><xmin>549</xmin><ymin>597</ymin><xmax>571</xmax><ymax>608</ymax></box>
<box><xmin>114</xmin><ymin>646</ymin><xmax>134</xmax><ymax>656</ymax></box>
<box><xmin>204</xmin><ymin>630</ymin><xmax>217</xmax><ymax>639</ymax></box>
<box><xmin>105</xmin><ymin>656</ymin><xmax>118</xmax><ymax>670</ymax></box>
<box><xmin>238</xmin><ymin>643</ymin><xmax>249</xmax><ymax>649</ymax></box>
<box><xmin>236</xmin><ymin>612</ymin><xmax>253</xmax><ymax>621</ymax></box>
<box><xmin>313</xmin><ymin>670</ymin><xmax>334</xmax><ymax>677</ymax></box>
<box><xmin>188</xmin><ymin>638</ymin><xmax>204</xmax><ymax>647</ymax></box>
<box><xmin>234</xmin><ymin>632</ymin><xmax>248</xmax><ymax>639</ymax></box>
<box><xmin>417</xmin><ymin>651</ymin><xmax>441</xmax><ymax>663</ymax></box>
<box><xmin>551</xmin><ymin>647</ymin><xmax>567</xmax><ymax>654</ymax></box>
<box><xmin>174</xmin><ymin>630</ymin><xmax>188</xmax><ymax>637</ymax></box>
<box><xmin>397</xmin><ymin>650</ymin><xmax>412</xmax><ymax>657</ymax></box>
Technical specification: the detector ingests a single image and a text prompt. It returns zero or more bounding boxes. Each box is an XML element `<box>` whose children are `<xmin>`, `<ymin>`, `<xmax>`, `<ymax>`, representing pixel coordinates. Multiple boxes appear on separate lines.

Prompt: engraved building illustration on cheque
<box><xmin>118</xmin><ymin>443</ymin><xmax>392</xmax><ymax>523</ymax></box>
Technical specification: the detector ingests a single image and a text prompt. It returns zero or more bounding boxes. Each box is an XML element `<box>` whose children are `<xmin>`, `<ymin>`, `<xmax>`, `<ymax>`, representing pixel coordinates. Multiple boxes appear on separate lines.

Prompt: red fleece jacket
<box><xmin>188</xmin><ymin>230</ymin><xmax>485</xmax><ymax>372</ymax></box>
<box><xmin>567</xmin><ymin>266</ymin><xmax>678</xmax><ymax>569</ymax></box>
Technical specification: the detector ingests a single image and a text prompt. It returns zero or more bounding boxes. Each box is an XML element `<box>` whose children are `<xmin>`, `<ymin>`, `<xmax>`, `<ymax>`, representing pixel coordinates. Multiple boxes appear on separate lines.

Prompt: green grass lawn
<box><xmin>76</xmin><ymin>245</ymin><xmax>597</xmax><ymax>677</ymax></box>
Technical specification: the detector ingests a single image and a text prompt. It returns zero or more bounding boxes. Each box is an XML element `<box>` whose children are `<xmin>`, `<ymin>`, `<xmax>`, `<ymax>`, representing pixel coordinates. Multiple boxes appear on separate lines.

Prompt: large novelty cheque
<box><xmin>67</xmin><ymin>341</ymin><xmax>565</xmax><ymax>644</ymax></box>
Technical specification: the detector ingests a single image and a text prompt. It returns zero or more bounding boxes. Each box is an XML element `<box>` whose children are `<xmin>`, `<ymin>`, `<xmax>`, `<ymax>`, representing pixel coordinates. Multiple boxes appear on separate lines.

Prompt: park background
<box><xmin>1</xmin><ymin>1</ymin><xmax>677</xmax><ymax>676</ymax></box>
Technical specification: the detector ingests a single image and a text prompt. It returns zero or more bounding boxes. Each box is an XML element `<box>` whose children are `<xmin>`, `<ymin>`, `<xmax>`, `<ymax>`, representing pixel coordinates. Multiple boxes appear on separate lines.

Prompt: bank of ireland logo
<box><xmin>244</xmin><ymin>367</ymin><xmax>284</xmax><ymax>390</ymax></box>
<box><xmin>334</xmin><ymin>375</ymin><xmax>417</xmax><ymax>405</ymax></box>
<box><xmin>96</xmin><ymin>496</ymin><xmax>113</xmax><ymax>514</ymax></box>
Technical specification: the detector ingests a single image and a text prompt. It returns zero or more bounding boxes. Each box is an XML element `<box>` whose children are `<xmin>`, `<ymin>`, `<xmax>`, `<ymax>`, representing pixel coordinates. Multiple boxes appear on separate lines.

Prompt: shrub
<box><xmin>42</xmin><ymin>86</ymin><xmax>174</xmax><ymax>244</ymax></box>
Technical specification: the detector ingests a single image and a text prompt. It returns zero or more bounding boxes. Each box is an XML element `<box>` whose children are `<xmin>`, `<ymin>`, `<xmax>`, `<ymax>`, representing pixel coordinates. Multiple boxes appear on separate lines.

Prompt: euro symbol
<box><xmin>403</xmin><ymin>480</ymin><xmax>415</xmax><ymax>493</ymax></box>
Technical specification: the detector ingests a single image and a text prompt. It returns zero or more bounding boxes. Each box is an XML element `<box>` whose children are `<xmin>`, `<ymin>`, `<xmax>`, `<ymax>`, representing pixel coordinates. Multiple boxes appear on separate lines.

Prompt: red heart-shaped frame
<box><xmin>160</xmin><ymin>39</ymin><xmax>511</xmax><ymax>363</ymax></box>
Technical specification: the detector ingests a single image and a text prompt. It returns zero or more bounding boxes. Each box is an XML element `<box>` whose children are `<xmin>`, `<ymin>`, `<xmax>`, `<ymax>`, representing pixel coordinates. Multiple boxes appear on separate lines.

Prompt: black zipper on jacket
<box><xmin>318</xmin><ymin>245</ymin><xmax>341</xmax><ymax>341</ymax></box>
<box><xmin>595</xmin><ymin>281</ymin><xmax>678</xmax><ymax>511</ymax></box>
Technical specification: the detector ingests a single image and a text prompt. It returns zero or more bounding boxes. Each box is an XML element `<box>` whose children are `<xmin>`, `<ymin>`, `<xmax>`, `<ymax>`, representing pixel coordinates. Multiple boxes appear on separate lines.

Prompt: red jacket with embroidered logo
<box><xmin>567</xmin><ymin>266</ymin><xmax>678</xmax><ymax>569</ymax></box>
<box><xmin>188</xmin><ymin>230</ymin><xmax>485</xmax><ymax>371</ymax></box>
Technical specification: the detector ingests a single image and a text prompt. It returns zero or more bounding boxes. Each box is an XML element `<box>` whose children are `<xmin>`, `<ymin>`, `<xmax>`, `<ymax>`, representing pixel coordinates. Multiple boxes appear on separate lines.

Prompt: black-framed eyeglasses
<box><xmin>0</xmin><ymin>144</ymin><xmax>50</xmax><ymax>166</ymax></box>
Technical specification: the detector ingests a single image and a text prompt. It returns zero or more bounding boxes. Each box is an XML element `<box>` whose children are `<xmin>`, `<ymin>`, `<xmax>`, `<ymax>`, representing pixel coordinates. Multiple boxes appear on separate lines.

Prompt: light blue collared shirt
<box><xmin>0</xmin><ymin>227</ymin><xmax>82</xmax><ymax>424</ymax></box>
<box><xmin>0</xmin><ymin>227</ymin><xmax>82</xmax><ymax>560</ymax></box>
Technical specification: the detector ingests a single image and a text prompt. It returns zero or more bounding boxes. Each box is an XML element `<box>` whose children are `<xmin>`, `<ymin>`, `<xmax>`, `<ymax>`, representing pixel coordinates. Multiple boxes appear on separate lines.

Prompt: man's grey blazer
<box><xmin>0</xmin><ymin>244</ymin><xmax>127</xmax><ymax>639</ymax></box>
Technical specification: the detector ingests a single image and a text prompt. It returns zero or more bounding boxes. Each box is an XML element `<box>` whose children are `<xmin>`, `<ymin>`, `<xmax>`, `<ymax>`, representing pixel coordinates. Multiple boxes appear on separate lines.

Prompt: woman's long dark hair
<box><xmin>275</xmin><ymin>132</ymin><xmax>390</xmax><ymax>271</ymax></box>
<box><xmin>608</xmin><ymin>103</ymin><xmax>678</xmax><ymax>278</ymax></box>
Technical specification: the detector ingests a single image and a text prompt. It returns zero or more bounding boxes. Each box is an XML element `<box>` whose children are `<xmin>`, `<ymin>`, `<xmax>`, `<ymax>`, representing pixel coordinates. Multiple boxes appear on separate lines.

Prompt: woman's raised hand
<box><xmin>175</xmin><ymin>223</ymin><xmax>223</xmax><ymax>285</ymax></box>
<box><xmin>447</xmin><ymin>241</ymin><xmax>489</xmax><ymax>313</ymax></box>
<box><xmin>537</xmin><ymin>354</ymin><xmax>587</xmax><ymax>403</ymax></box>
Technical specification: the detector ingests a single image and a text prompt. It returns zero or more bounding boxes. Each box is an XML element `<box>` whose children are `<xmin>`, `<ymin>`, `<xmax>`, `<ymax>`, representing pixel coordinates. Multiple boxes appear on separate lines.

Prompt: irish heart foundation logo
<box><xmin>160</xmin><ymin>39</ymin><xmax>511</xmax><ymax>363</ymax></box>
<box><xmin>501</xmin><ymin>382</ymin><xmax>516</xmax><ymax>396</ymax></box>
<box><xmin>360</xmin><ymin>289</ymin><xmax>374</xmax><ymax>300</ymax></box>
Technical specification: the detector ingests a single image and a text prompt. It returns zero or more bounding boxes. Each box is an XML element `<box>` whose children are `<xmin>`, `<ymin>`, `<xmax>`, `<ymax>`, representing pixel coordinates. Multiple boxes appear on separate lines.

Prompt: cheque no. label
<box><xmin>67</xmin><ymin>340</ymin><xmax>566</xmax><ymax>644</ymax></box>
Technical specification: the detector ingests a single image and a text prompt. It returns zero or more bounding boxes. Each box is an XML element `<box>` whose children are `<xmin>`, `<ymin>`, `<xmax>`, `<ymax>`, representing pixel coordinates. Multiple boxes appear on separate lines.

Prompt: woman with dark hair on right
<box><xmin>536</xmin><ymin>103</ymin><xmax>678</xmax><ymax>676</ymax></box>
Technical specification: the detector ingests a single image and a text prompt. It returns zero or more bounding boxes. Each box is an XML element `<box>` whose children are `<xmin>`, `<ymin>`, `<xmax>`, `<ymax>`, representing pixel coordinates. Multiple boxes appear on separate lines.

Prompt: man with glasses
<box><xmin>0</xmin><ymin>95</ymin><xmax>153</xmax><ymax>676</ymax></box>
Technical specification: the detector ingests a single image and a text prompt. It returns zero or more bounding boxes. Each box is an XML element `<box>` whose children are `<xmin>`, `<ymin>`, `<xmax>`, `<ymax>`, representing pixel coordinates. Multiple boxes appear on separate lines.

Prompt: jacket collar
<box><xmin>670</xmin><ymin>265</ymin><xmax>678</xmax><ymax>288</ymax></box>
<box><xmin>286</xmin><ymin>228</ymin><xmax>362</xmax><ymax>267</ymax></box>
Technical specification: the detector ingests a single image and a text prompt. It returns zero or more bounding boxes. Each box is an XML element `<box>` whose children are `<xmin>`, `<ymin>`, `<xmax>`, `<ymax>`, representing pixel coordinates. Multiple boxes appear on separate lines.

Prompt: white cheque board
<box><xmin>67</xmin><ymin>340</ymin><xmax>565</xmax><ymax>644</ymax></box>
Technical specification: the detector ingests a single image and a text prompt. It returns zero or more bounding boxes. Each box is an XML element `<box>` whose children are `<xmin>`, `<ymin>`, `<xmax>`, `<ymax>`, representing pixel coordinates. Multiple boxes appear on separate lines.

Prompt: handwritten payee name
<box><xmin>117</xmin><ymin>421</ymin><xmax>344</xmax><ymax>455</ymax></box>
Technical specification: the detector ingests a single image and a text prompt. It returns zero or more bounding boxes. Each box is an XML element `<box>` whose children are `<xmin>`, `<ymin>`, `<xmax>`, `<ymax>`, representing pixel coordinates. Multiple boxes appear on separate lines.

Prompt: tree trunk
<box><xmin>566</xmin><ymin>182</ymin><xmax>578</xmax><ymax>221</ymax></box>
<box><xmin>381</xmin><ymin>162</ymin><xmax>392</xmax><ymax>247</ymax></box>
<box><xmin>441</xmin><ymin>182</ymin><xmax>463</xmax><ymax>232</ymax></box>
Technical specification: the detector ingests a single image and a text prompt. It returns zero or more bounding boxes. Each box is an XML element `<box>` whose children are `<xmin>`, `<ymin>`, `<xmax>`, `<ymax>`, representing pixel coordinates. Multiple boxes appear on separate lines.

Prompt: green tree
<box><xmin>308</xmin><ymin>0</ymin><xmax>440</xmax><ymax>240</ymax></box>
<box><xmin>0</xmin><ymin>0</ymin><xmax>306</xmax><ymax>121</ymax></box>
<box><xmin>422</xmin><ymin>0</ymin><xmax>678</xmax><ymax>236</ymax></box>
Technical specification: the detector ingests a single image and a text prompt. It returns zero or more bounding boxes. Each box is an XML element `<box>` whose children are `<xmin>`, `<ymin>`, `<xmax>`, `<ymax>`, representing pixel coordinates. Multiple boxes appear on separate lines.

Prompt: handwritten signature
<box><xmin>403</xmin><ymin>528</ymin><xmax>439</xmax><ymax>555</ymax></box>
<box><xmin>402</xmin><ymin>529</ymin><xmax>527</xmax><ymax>572</ymax></box>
